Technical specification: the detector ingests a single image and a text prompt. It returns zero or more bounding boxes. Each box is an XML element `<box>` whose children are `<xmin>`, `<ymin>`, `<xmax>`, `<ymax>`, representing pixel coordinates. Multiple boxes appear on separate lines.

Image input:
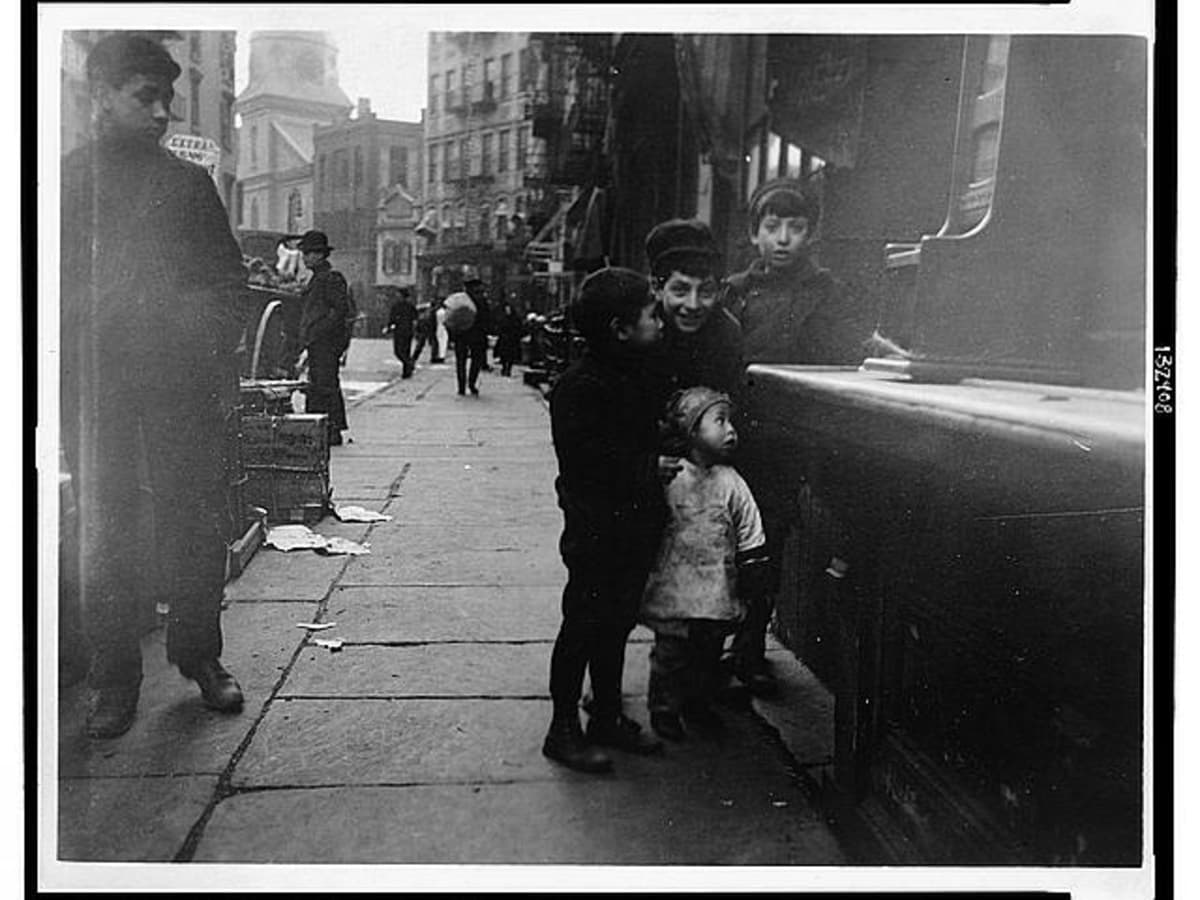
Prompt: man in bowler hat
<box><xmin>296</xmin><ymin>229</ymin><xmax>352</xmax><ymax>444</ymax></box>
<box><xmin>60</xmin><ymin>32</ymin><xmax>248</xmax><ymax>738</ymax></box>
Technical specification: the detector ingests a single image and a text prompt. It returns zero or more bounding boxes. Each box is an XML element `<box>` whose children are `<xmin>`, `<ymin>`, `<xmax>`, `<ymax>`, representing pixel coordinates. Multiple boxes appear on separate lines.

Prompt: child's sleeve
<box><xmin>729</xmin><ymin>470</ymin><xmax>766</xmax><ymax>554</ymax></box>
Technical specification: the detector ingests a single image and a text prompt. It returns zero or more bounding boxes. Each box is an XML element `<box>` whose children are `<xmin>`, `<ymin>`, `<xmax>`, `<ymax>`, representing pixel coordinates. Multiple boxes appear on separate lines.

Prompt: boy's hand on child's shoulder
<box><xmin>657</xmin><ymin>455</ymin><xmax>683</xmax><ymax>485</ymax></box>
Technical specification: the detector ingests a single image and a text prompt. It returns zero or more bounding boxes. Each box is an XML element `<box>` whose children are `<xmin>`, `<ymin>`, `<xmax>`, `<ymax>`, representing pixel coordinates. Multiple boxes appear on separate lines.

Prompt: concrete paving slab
<box><xmin>343</xmin><ymin>532</ymin><xmax>566</xmax><ymax>586</ymax></box>
<box><xmin>199</xmin><ymin>704</ymin><xmax>844</xmax><ymax>865</ymax></box>
<box><xmin>58</xmin><ymin>774</ymin><xmax>218</xmax><ymax>861</ymax></box>
<box><xmin>322</xmin><ymin>585</ymin><xmax>564</xmax><ymax>642</ymax></box>
<box><xmin>281</xmin><ymin>643</ymin><xmax>551</xmax><ymax>698</ymax></box>
<box><xmin>751</xmin><ymin>647</ymin><xmax>836</xmax><ymax>770</ymax></box>
<box><xmin>231</xmin><ymin>698</ymin><xmax>555</xmax><ymax>787</ymax></box>
<box><xmin>194</xmin><ymin>779</ymin><xmax>843</xmax><ymax>865</ymax></box>
<box><xmin>224</xmin><ymin>547</ymin><xmax>350</xmax><ymax>602</ymax></box>
<box><xmin>58</xmin><ymin>603</ymin><xmax>314</xmax><ymax>778</ymax></box>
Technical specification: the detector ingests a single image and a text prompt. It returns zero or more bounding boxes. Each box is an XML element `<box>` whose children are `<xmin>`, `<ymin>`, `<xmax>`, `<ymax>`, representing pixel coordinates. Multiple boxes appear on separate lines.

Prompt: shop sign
<box><xmin>165</xmin><ymin>134</ymin><xmax>221</xmax><ymax>180</ymax></box>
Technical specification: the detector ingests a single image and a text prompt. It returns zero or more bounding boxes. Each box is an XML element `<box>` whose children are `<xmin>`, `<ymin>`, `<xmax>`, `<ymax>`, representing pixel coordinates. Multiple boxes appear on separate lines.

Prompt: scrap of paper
<box><xmin>334</xmin><ymin>505</ymin><xmax>392</xmax><ymax>523</ymax></box>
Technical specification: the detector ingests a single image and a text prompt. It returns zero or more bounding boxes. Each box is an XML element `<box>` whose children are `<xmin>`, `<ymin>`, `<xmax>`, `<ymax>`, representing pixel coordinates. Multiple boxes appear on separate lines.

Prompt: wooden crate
<box><xmin>243</xmin><ymin>468</ymin><xmax>331</xmax><ymax>524</ymax></box>
<box><xmin>240</xmin><ymin>413</ymin><xmax>329</xmax><ymax>470</ymax></box>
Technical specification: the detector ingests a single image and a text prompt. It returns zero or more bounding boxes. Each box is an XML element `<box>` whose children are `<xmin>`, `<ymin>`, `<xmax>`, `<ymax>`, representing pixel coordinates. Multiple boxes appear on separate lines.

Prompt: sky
<box><xmin>236</xmin><ymin>25</ymin><xmax>429</xmax><ymax>122</ymax></box>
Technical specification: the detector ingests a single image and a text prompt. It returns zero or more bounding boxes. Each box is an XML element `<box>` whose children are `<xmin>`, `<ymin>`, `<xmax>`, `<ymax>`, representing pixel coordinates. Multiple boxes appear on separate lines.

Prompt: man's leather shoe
<box><xmin>542</xmin><ymin>717</ymin><xmax>613</xmax><ymax>773</ymax></box>
<box><xmin>181</xmin><ymin>659</ymin><xmax>244</xmax><ymax>712</ymax></box>
<box><xmin>86</xmin><ymin>684</ymin><xmax>140</xmax><ymax>739</ymax></box>
<box><xmin>586</xmin><ymin>713</ymin><xmax>663</xmax><ymax>755</ymax></box>
<box><xmin>650</xmin><ymin>711</ymin><xmax>686</xmax><ymax>742</ymax></box>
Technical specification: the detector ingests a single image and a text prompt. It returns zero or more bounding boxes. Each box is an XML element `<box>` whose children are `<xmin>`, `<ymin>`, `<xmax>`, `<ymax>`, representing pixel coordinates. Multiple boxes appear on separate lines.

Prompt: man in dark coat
<box><xmin>544</xmin><ymin>267</ymin><xmax>676</xmax><ymax>773</ymax></box>
<box><xmin>60</xmin><ymin>32</ymin><xmax>248</xmax><ymax>738</ymax></box>
<box><xmin>453</xmin><ymin>268</ymin><xmax>492</xmax><ymax>396</ymax></box>
<box><xmin>384</xmin><ymin>286</ymin><xmax>417</xmax><ymax>378</ymax></box>
<box><xmin>296</xmin><ymin>230</ymin><xmax>351</xmax><ymax>444</ymax></box>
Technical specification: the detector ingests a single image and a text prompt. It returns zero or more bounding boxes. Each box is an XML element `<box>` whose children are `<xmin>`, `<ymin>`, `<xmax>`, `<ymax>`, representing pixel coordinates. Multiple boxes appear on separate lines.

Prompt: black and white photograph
<box><xmin>34</xmin><ymin>2</ymin><xmax>1168</xmax><ymax>895</ymax></box>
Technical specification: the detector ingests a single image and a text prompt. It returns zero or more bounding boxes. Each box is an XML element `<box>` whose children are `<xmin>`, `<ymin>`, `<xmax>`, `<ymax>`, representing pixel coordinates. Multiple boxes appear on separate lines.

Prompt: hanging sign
<box><xmin>165</xmin><ymin>134</ymin><xmax>221</xmax><ymax>180</ymax></box>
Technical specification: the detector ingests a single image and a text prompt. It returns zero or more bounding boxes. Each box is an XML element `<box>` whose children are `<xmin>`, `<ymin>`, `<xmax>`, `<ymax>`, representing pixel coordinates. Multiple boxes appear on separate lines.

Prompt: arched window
<box><xmin>400</xmin><ymin>241</ymin><xmax>412</xmax><ymax>275</ymax></box>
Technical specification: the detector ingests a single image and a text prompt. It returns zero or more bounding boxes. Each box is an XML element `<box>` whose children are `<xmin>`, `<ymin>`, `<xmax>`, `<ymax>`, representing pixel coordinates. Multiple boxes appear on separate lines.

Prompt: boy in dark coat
<box><xmin>297</xmin><ymin>230</ymin><xmax>351</xmax><ymax>445</ymax></box>
<box><xmin>544</xmin><ymin>267</ymin><xmax>679</xmax><ymax>773</ymax></box>
<box><xmin>723</xmin><ymin>177</ymin><xmax>873</xmax><ymax>694</ymax></box>
<box><xmin>383</xmin><ymin>286</ymin><xmax>417</xmax><ymax>378</ymax></box>
<box><xmin>643</xmin><ymin>219</ymin><xmax>745</xmax><ymax>410</ymax></box>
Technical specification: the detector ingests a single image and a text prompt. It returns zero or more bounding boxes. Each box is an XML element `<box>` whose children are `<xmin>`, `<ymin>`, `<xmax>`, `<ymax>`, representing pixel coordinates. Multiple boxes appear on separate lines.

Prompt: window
<box><xmin>429</xmin><ymin>143</ymin><xmax>438</xmax><ymax>184</ymax></box>
<box><xmin>400</xmin><ymin>241</ymin><xmax>412</xmax><ymax>275</ymax></box>
<box><xmin>250</xmin><ymin>124</ymin><xmax>258</xmax><ymax>169</ymax></box>
<box><xmin>498</xmin><ymin>129</ymin><xmax>510</xmax><ymax>172</ymax></box>
<box><xmin>190</xmin><ymin>70</ymin><xmax>202</xmax><ymax>131</ymax></box>
<box><xmin>334</xmin><ymin>149</ymin><xmax>349</xmax><ymax>188</ymax></box>
<box><xmin>479</xmin><ymin>203</ymin><xmax>491</xmax><ymax>241</ymax></box>
<box><xmin>460</xmin><ymin>138</ymin><xmax>469</xmax><ymax>178</ymax></box>
<box><xmin>500</xmin><ymin>53</ymin><xmax>513</xmax><ymax>99</ymax></box>
<box><xmin>444</xmin><ymin>142</ymin><xmax>456</xmax><ymax>182</ymax></box>
<box><xmin>445</xmin><ymin>70</ymin><xmax>456</xmax><ymax>107</ymax></box>
<box><xmin>287</xmin><ymin>190</ymin><xmax>303</xmax><ymax>233</ymax></box>
<box><xmin>481</xmin><ymin>133</ymin><xmax>494</xmax><ymax>176</ymax></box>
<box><xmin>250</xmin><ymin>197</ymin><xmax>259</xmax><ymax>229</ymax></box>
<box><xmin>390</xmin><ymin>145</ymin><xmax>409</xmax><ymax>187</ymax></box>
<box><xmin>317</xmin><ymin>154</ymin><xmax>326</xmax><ymax>192</ymax></box>
<box><xmin>516</xmin><ymin>126</ymin><xmax>527</xmax><ymax>170</ymax></box>
<box><xmin>353</xmin><ymin>146</ymin><xmax>363</xmax><ymax>186</ymax></box>
<box><xmin>483</xmin><ymin>58</ymin><xmax>495</xmax><ymax>101</ymax></box>
<box><xmin>429</xmin><ymin>75</ymin><xmax>438</xmax><ymax>115</ymax></box>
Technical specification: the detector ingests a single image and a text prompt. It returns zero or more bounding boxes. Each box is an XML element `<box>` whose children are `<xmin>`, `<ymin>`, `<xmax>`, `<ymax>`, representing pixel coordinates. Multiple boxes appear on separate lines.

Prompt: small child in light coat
<box><xmin>640</xmin><ymin>386</ymin><xmax>770</xmax><ymax>741</ymax></box>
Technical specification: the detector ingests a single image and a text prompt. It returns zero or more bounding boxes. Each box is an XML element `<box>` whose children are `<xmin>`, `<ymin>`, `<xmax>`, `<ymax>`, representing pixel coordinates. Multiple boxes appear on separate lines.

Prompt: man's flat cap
<box><xmin>86</xmin><ymin>32</ymin><xmax>182</xmax><ymax>86</ymax></box>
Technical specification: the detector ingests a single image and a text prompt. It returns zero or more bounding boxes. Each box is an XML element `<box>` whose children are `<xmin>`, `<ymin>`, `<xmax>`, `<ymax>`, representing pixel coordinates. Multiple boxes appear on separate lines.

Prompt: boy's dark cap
<box><xmin>748</xmin><ymin>177</ymin><xmax>819</xmax><ymax>225</ymax></box>
<box><xmin>572</xmin><ymin>267</ymin><xmax>653</xmax><ymax>341</ymax></box>
<box><xmin>645</xmin><ymin>219</ymin><xmax>719</xmax><ymax>271</ymax></box>
<box><xmin>86</xmin><ymin>32</ymin><xmax>182</xmax><ymax>85</ymax></box>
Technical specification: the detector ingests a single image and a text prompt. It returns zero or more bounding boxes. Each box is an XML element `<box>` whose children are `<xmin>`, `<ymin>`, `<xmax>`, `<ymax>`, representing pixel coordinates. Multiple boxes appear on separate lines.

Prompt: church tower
<box><xmin>235</xmin><ymin>31</ymin><xmax>352</xmax><ymax>236</ymax></box>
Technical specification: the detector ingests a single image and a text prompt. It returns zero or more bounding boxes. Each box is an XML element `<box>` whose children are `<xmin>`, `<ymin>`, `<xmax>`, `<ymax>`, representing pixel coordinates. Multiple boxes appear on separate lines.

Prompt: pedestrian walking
<box><xmin>639</xmin><ymin>387</ymin><xmax>769</xmax><ymax>741</ymax></box>
<box><xmin>448</xmin><ymin>269</ymin><xmax>492</xmax><ymax>396</ymax></box>
<box><xmin>434</xmin><ymin>301</ymin><xmax>449</xmax><ymax>362</ymax></box>
<box><xmin>383</xmin><ymin>286</ymin><xmax>417</xmax><ymax>378</ymax></box>
<box><xmin>60</xmin><ymin>32</ymin><xmax>247</xmax><ymax>739</ymax></box>
<box><xmin>494</xmin><ymin>301</ymin><xmax>523</xmax><ymax>377</ymax></box>
<box><xmin>411</xmin><ymin>302</ymin><xmax>435</xmax><ymax>365</ymax></box>
<box><xmin>296</xmin><ymin>230</ymin><xmax>351</xmax><ymax>445</ymax></box>
<box><xmin>543</xmin><ymin>267</ymin><xmax>678</xmax><ymax>773</ymax></box>
<box><xmin>723</xmin><ymin>177</ymin><xmax>872</xmax><ymax>695</ymax></box>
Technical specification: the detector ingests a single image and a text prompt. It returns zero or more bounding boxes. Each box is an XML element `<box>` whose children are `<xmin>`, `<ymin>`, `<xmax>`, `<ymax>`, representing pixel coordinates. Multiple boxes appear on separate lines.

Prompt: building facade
<box><xmin>312</xmin><ymin>99</ymin><xmax>424</xmax><ymax>327</ymax></box>
<box><xmin>60</xmin><ymin>30</ymin><xmax>240</xmax><ymax>226</ymax></box>
<box><xmin>234</xmin><ymin>31</ymin><xmax>352</xmax><ymax>238</ymax></box>
<box><xmin>420</xmin><ymin>31</ymin><xmax>551</xmax><ymax>309</ymax></box>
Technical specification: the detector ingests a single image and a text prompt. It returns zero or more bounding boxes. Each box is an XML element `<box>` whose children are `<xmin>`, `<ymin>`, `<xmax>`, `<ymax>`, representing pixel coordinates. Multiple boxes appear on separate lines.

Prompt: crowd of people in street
<box><xmin>58</xmin><ymin>33</ymin><xmax>871</xmax><ymax>759</ymax></box>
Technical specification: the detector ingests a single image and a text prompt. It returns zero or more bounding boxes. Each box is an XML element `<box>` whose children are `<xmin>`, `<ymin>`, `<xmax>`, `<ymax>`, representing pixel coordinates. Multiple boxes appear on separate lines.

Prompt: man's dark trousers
<box><xmin>393</xmin><ymin>329</ymin><xmax>414</xmax><ymax>377</ymax></box>
<box><xmin>307</xmin><ymin>342</ymin><xmax>347</xmax><ymax>434</ymax></box>
<box><xmin>452</xmin><ymin>335</ymin><xmax>486</xmax><ymax>393</ymax></box>
<box><xmin>69</xmin><ymin>360</ymin><xmax>232</xmax><ymax>688</ymax></box>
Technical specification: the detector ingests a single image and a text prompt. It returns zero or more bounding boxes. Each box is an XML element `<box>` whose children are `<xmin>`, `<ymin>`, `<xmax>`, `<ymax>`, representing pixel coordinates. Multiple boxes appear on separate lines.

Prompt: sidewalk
<box><xmin>53</xmin><ymin>343</ymin><xmax>843</xmax><ymax>872</ymax></box>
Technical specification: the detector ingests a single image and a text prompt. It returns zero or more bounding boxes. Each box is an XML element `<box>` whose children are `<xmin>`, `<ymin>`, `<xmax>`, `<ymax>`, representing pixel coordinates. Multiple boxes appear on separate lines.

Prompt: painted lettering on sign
<box><xmin>164</xmin><ymin>134</ymin><xmax>221</xmax><ymax>180</ymax></box>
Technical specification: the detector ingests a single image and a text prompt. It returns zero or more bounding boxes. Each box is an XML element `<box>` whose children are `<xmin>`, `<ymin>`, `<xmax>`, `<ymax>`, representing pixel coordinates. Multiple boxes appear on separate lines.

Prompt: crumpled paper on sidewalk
<box><xmin>334</xmin><ymin>505</ymin><xmax>392</xmax><ymax>523</ymax></box>
<box><xmin>265</xmin><ymin>525</ymin><xmax>370</xmax><ymax>555</ymax></box>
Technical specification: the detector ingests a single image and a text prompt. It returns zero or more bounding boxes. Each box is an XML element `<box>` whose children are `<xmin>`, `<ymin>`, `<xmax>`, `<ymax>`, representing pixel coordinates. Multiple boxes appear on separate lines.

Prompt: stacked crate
<box><xmin>240</xmin><ymin>413</ymin><xmax>331</xmax><ymax>524</ymax></box>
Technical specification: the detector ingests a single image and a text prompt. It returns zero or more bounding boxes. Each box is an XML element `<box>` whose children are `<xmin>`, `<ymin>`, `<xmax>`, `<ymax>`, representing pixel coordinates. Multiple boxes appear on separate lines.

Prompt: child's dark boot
<box><xmin>586</xmin><ymin>712</ymin><xmax>664</xmax><ymax>755</ymax></box>
<box><xmin>650</xmin><ymin>710</ymin><xmax>686</xmax><ymax>742</ymax></box>
<box><xmin>543</xmin><ymin>713</ymin><xmax>613</xmax><ymax>773</ymax></box>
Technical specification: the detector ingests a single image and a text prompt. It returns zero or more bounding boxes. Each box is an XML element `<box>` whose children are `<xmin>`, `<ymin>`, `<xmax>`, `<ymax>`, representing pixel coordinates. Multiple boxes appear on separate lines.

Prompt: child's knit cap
<box><xmin>661</xmin><ymin>385</ymin><xmax>733</xmax><ymax>455</ymax></box>
<box><xmin>747</xmin><ymin>177</ymin><xmax>822</xmax><ymax>231</ymax></box>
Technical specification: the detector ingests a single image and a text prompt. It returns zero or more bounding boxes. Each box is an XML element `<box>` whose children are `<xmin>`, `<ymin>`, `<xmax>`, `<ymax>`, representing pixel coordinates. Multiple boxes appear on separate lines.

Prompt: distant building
<box><xmin>60</xmin><ymin>30</ymin><xmax>240</xmax><ymax>226</ymax></box>
<box><xmin>313</xmin><ymin>98</ymin><xmax>424</xmax><ymax>327</ymax></box>
<box><xmin>234</xmin><ymin>30</ymin><xmax>352</xmax><ymax>239</ymax></box>
<box><xmin>421</xmin><ymin>31</ymin><xmax>611</xmax><ymax>312</ymax></box>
